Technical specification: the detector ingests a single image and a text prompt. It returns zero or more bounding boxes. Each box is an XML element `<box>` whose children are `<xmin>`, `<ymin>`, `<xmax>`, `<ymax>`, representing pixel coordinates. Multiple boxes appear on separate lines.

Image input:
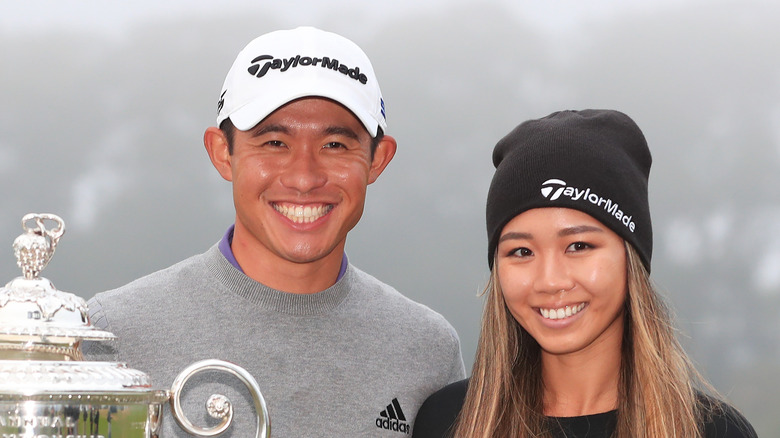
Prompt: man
<box><xmin>85</xmin><ymin>26</ymin><xmax>465</xmax><ymax>437</ymax></box>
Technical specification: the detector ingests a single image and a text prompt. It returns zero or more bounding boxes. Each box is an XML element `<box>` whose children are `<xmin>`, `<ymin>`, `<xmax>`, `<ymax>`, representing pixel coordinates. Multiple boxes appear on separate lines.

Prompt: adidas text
<box><xmin>376</xmin><ymin>417</ymin><xmax>410</xmax><ymax>434</ymax></box>
<box><xmin>541</xmin><ymin>179</ymin><xmax>636</xmax><ymax>232</ymax></box>
<box><xmin>376</xmin><ymin>398</ymin><xmax>410</xmax><ymax>434</ymax></box>
<box><xmin>247</xmin><ymin>54</ymin><xmax>368</xmax><ymax>84</ymax></box>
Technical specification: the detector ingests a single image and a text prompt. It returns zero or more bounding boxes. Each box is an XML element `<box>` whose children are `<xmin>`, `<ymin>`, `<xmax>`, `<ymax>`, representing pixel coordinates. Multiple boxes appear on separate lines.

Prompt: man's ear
<box><xmin>204</xmin><ymin>126</ymin><xmax>233</xmax><ymax>182</ymax></box>
<box><xmin>368</xmin><ymin>135</ymin><xmax>397</xmax><ymax>184</ymax></box>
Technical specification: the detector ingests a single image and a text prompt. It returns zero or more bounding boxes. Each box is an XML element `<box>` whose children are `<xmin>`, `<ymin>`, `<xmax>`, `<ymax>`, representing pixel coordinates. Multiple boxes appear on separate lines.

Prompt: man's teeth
<box><xmin>540</xmin><ymin>303</ymin><xmax>586</xmax><ymax>320</ymax></box>
<box><xmin>274</xmin><ymin>204</ymin><xmax>332</xmax><ymax>223</ymax></box>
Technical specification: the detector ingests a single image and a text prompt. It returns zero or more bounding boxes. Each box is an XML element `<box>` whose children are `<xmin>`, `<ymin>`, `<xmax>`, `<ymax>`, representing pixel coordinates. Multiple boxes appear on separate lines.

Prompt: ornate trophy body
<box><xmin>0</xmin><ymin>214</ymin><xmax>269</xmax><ymax>437</ymax></box>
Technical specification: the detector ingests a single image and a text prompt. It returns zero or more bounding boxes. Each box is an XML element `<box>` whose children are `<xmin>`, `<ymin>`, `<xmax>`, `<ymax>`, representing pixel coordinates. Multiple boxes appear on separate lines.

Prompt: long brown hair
<box><xmin>453</xmin><ymin>242</ymin><xmax>714</xmax><ymax>438</ymax></box>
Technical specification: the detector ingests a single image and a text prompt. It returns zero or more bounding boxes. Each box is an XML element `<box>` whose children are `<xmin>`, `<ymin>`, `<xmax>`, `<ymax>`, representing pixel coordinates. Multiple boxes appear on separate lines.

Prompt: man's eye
<box><xmin>323</xmin><ymin>142</ymin><xmax>347</xmax><ymax>149</ymax></box>
<box><xmin>266</xmin><ymin>140</ymin><xmax>285</xmax><ymax>147</ymax></box>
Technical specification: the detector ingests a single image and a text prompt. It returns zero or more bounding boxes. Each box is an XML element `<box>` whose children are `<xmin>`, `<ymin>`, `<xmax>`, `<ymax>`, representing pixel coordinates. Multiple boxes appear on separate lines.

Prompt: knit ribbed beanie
<box><xmin>486</xmin><ymin>109</ymin><xmax>653</xmax><ymax>271</ymax></box>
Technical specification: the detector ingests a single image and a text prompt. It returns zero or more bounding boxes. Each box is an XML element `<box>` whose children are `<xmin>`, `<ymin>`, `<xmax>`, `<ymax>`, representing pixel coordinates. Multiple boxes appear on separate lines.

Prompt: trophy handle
<box><xmin>169</xmin><ymin>359</ymin><xmax>270</xmax><ymax>438</ymax></box>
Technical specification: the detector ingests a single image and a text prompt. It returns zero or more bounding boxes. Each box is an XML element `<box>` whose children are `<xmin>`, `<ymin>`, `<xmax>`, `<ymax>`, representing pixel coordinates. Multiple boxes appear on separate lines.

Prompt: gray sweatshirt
<box><xmin>85</xmin><ymin>244</ymin><xmax>465</xmax><ymax>437</ymax></box>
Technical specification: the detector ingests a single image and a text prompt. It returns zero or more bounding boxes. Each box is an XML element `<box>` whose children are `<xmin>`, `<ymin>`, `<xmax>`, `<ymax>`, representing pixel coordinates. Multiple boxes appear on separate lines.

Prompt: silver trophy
<box><xmin>0</xmin><ymin>213</ymin><xmax>270</xmax><ymax>437</ymax></box>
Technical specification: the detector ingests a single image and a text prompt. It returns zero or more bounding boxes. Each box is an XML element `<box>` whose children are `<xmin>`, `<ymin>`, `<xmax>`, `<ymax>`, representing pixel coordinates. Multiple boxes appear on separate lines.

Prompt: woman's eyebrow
<box><xmin>498</xmin><ymin>231</ymin><xmax>533</xmax><ymax>243</ymax></box>
<box><xmin>499</xmin><ymin>225</ymin><xmax>604</xmax><ymax>243</ymax></box>
<box><xmin>558</xmin><ymin>225</ymin><xmax>603</xmax><ymax>237</ymax></box>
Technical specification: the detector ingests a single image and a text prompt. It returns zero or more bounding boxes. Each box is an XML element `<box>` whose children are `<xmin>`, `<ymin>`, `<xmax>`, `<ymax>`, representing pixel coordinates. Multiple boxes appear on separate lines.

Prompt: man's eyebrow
<box><xmin>251</xmin><ymin>124</ymin><xmax>290</xmax><ymax>137</ymax></box>
<box><xmin>499</xmin><ymin>231</ymin><xmax>533</xmax><ymax>243</ymax></box>
<box><xmin>324</xmin><ymin>125</ymin><xmax>360</xmax><ymax>141</ymax></box>
<box><xmin>558</xmin><ymin>225</ymin><xmax>604</xmax><ymax>237</ymax></box>
<box><xmin>249</xmin><ymin>124</ymin><xmax>361</xmax><ymax>141</ymax></box>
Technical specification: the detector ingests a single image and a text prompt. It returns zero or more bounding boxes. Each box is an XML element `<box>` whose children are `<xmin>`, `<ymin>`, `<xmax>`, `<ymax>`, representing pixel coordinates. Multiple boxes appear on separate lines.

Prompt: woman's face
<box><xmin>496</xmin><ymin>207</ymin><xmax>627</xmax><ymax>358</ymax></box>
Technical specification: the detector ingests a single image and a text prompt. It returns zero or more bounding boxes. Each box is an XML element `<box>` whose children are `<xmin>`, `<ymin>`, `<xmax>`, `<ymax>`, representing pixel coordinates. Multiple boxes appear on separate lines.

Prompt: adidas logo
<box><xmin>540</xmin><ymin>178</ymin><xmax>637</xmax><ymax>232</ymax></box>
<box><xmin>375</xmin><ymin>398</ymin><xmax>410</xmax><ymax>434</ymax></box>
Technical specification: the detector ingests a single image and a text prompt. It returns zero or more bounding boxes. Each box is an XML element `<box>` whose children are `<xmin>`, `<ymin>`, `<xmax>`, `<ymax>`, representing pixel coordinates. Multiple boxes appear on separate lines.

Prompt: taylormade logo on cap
<box><xmin>247</xmin><ymin>54</ymin><xmax>369</xmax><ymax>84</ymax></box>
<box><xmin>540</xmin><ymin>179</ymin><xmax>637</xmax><ymax>232</ymax></box>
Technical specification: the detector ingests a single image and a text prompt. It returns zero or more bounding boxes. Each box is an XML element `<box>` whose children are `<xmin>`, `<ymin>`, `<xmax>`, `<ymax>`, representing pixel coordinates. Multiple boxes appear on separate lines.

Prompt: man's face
<box><xmin>212</xmin><ymin>97</ymin><xmax>393</xmax><ymax>270</ymax></box>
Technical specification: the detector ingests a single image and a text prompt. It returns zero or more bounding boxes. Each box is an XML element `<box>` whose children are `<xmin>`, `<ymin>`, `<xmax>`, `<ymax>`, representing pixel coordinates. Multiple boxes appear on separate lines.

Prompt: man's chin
<box><xmin>283</xmin><ymin>245</ymin><xmax>339</xmax><ymax>265</ymax></box>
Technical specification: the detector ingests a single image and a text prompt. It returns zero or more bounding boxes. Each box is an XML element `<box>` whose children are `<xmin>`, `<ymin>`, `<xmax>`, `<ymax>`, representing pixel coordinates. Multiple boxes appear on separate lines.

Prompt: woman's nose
<box><xmin>534</xmin><ymin>254</ymin><xmax>575</xmax><ymax>294</ymax></box>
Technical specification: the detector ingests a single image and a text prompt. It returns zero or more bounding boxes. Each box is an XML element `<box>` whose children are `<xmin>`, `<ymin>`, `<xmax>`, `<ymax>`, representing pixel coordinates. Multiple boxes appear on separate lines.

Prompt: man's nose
<box><xmin>279</xmin><ymin>150</ymin><xmax>328</xmax><ymax>193</ymax></box>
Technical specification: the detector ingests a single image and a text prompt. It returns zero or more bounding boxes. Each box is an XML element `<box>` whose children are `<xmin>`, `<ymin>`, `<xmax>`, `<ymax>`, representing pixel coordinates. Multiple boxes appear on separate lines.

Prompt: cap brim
<box><xmin>228</xmin><ymin>74</ymin><xmax>382</xmax><ymax>137</ymax></box>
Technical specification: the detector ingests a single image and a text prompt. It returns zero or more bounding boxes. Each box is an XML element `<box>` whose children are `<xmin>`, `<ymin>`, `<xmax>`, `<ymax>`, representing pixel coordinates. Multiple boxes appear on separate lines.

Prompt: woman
<box><xmin>413</xmin><ymin>110</ymin><xmax>757</xmax><ymax>438</ymax></box>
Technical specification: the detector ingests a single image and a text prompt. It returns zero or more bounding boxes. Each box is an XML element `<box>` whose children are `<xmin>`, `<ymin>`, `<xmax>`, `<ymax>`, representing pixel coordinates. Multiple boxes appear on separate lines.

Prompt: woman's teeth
<box><xmin>540</xmin><ymin>303</ymin><xmax>586</xmax><ymax>320</ymax></box>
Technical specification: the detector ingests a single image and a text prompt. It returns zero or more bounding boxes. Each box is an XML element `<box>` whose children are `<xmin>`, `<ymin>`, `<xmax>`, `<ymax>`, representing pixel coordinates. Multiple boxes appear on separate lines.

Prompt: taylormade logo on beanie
<box><xmin>540</xmin><ymin>179</ymin><xmax>637</xmax><ymax>232</ymax></box>
<box><xmin>541</xmin><ymin>178</ymin><xmax>566</xmax><ymax>200</ymax></box>
<box><xmin>216</xmin><ymin>27</ymin><xmax>387</xmax><ymax>136</ymax></box>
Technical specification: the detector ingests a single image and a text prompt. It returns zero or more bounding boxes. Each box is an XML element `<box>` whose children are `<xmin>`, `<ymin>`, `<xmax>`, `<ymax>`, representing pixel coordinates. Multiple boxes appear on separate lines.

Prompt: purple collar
<box><xmin>218</xmin><ymin>225</ymin><xmax>348</xmax><ymax>282</ymax></box>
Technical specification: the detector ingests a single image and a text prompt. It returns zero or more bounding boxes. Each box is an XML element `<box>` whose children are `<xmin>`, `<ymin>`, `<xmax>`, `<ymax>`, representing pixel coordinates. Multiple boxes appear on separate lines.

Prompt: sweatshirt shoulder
<box><xmin>349</xmin><ymin>266</ymin><xmax>453</xmax><ymax>319</ymax></box>
<box><xmin>87</xmin><ymin>251</ymin><xmax>215</xmax><ymax>328</ymax></box>
<box><xmin>347</xmin><ymin>265</ymin><xmax>461</xmax><ymax>343</ymax></box>
<box><xmin>698</xmin><ymin>394</ymin><xmax>758</xmax><ymax>438</ymax></box>
<box><xmin>413</xmin><ymin>378</ymin><xmax>469</xmax><ymax>438</ymax></box>
<box><xmin>91</xmin><ymin>252</ymin><xmax>209</xmax><ymax>302</ymax></box>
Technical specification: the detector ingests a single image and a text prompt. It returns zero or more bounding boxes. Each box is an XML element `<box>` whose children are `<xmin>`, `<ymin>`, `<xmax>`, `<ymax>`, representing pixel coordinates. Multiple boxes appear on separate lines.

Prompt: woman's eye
<box><xmin>567</xmin><ymin>242</ymin><xmax>592</xmax><ymax>252</ymax></box>
<box><xmin>511</xmin><ymin>247</ymin><xmax>533</xmax><ymax>257</ymax></box>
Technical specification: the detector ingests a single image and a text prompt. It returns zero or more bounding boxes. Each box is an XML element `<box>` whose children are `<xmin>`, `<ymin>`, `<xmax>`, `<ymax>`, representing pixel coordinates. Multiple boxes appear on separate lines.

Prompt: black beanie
<box><xmin>486</xmin><ymin>109</ymin><xmax>653</xmax><ymax>271</ymax></box>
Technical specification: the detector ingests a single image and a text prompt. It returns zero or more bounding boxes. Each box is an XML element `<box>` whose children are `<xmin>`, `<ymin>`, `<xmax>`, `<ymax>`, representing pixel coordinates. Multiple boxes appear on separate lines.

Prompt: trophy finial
<box><xmin>0</xmin><ymin>212</ymin><xmax>115</xmax><ymax>359</ymax></box>
<box><xmin>13</xmin><ymin>213</ymin><xmax>65</xmax><ymax>279</ymax></box>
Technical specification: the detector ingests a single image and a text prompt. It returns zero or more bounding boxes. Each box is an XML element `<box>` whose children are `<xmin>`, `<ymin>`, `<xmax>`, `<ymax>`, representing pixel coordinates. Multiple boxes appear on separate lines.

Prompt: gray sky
<box><xmin>2</xmin><ymin>0</ymin><xmax>778</xmax><ymax>434</ymax></box>
<box><xmin>2</xmin><ymin>0</ymin><xmax>697</xmax><ymax>34</ymax></box>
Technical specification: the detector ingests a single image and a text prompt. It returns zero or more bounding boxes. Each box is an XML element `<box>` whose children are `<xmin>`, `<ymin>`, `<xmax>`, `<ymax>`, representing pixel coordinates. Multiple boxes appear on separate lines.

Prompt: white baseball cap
<box><xmin>216</xmin><ymin>26</ymin><xmax>387</xmax><ymax>137</ymax></box>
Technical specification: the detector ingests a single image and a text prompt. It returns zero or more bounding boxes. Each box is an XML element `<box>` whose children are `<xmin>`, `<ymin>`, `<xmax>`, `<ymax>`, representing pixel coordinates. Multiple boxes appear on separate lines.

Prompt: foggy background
<box><xmin>2</xmin><ymin>0</ymin><xmax>778</xmax><ymax>435</ymax></box>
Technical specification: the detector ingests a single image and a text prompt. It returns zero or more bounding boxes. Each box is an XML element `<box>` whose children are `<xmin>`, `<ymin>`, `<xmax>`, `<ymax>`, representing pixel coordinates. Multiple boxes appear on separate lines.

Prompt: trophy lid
<box><xmin>0</xmin><ymin>213</ymin><xmax>115</xmax><ymax>361</ymax></box>
<box><xmin>0</xmin><ymin>213</ymin><xmax>168</xmax><ymax>401</ymax></box>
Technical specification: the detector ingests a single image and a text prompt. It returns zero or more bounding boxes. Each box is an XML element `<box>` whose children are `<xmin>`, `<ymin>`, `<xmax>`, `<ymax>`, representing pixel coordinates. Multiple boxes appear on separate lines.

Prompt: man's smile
<box><xmin>272</xmin><ymin>202</ymin><xmax>335</xmax><ymax>223</ymax></box>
